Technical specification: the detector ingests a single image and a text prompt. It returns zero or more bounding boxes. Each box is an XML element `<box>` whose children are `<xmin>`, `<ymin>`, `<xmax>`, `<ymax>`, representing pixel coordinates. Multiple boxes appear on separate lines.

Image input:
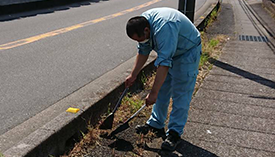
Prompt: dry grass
<box><xmin>61</xmin><ymin>127</ymin><xmax>100</xmax><ymax>157</ymax></box>
<box><xmin>63</xmin><ymin>88</ymin><xmax>150</xmax><ymax>156</ymax></box>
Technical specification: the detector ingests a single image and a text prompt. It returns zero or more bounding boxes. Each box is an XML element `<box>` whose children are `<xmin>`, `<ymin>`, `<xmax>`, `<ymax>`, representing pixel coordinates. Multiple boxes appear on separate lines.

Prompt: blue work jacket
<box><xmin>138</xmin><ymin>7</ymin><xmax>201</xmax><ymax>68</ymax></box>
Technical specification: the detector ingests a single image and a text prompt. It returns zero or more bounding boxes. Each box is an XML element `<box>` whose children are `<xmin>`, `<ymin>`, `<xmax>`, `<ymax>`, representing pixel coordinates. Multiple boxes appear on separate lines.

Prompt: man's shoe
<box><xmin>135</xmin><ymin>124</ymin><xmax>165</xmax><ymax>138</ymax></box>
<box><xmin>161</xmin><ymin>130</ymin><xmax>181</xmax><ymax>151</ymax></box>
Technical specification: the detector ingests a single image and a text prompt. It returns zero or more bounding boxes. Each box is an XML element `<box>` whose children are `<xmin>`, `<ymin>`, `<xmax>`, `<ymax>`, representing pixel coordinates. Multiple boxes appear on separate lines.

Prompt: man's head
<box><xmin>126</xmin><ymin>16</ymin><xmax>150</xmax><ymax>43</ymax></box>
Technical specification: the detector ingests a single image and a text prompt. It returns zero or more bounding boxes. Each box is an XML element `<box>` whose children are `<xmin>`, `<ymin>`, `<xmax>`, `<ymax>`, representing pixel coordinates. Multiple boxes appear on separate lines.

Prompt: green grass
<box><xmin>199</xmin><ymin>5</ymin><xmax>221</xmax><ymax>68</ymax></box>
<box><xmin>199</xmin><ymin>52</ymin><xmax>210</xmax><ymax>68</ymax></box>
<box><xmin>0</xmin><ymin>152</ymin><xmax>4</xmax><ymax>157</ymax></box>
<box><xmin>141</xmin><ymin>71</ymin><xmax>147</xmax><ymax>86</ymax></box>
<box><xmin>199</xmin><ymin>35</ymin><xmax>223</xmax><ymax>69</ymax></box>
<box><xmin>107</xmin><ymin>103</ymin><xmax>112</xmax><ymax>115</ymax></box>
<box><xmin>123</xmin><ymin>94</ymin><xmax>143</xmax><ymax>113</ymax></box>
<box><xmin>209</xmin><ymin>39</ymin><xmax>219</xmax><ymax>47</ymax></box>
<box><xmin>80</xmin><ymin>130</ymin><xmax>86</xmax><ymax>138</ymax></box>
<box><xmin>211</xmin><ymin>9</ymin><xmax>217</xmax><ymax>18</ymax></box>
<box><xmin>204</xmin><ymin>6</ymin><xmax>219</xmax><ymax>29</ymax></box>
<box><xmin>200</xmin><ymin>36</ymin><xmax>220</xmax><ymax>64</ymax></box>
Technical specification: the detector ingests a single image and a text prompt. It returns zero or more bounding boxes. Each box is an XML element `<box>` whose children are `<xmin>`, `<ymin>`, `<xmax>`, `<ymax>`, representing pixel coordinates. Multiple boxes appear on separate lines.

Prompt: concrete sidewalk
<box><xmin>182</xmin><ymin>0</ymin><xmax>275</xmax><ymax>156</ymax></box>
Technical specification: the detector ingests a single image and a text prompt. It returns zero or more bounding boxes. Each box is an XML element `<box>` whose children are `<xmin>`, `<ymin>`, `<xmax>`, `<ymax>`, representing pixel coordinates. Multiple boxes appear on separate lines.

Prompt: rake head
<box><xmin>99</xmin><ymin>113</ymin><xmax>114</xmax><ymax>130</ymax></box>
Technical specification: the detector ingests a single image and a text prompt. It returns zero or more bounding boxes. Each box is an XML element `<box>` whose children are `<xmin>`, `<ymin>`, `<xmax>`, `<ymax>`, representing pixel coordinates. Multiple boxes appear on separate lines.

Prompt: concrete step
<box><xmin>188</xmin><ymin>108</ymin><xmax>275</xmax><ymax>135</ymax></box>
<box><xmin>220</xmin><ymin>52</ymin><xmax>275</xmax><ymax>60</ymax></box>
<box><xmin>205</xmin><ymin>74</ymin><xmax>275</xmax><ymax>87</ymax></box>
<box><xmin>209</xmin><ymin>63</ymin><xmax>275</xmax><ymax>81</ymax></box>
<box><xmin>210</xmin><ymin>63</ymin><xmax>275</xmax><ymax>75</ymax></box>
<box><xmin>218</xmin><ymin>56</ymin><xmax>275</xmax><ymax>69</ymax></box>
<box><xmin>222</xmin><ymin>48</ymin><xmax>275</xmax><ymax>57</ymax></box>
<box><xmin>220</xmin><ymin>52</ymin><xmax>275</xmax><ymax>63</ymax></box>
<box><xmin>195</xmin><ymin>88</ymin><xmax>275</xmax><ymax>109</ymax></box>
<box><xmin>201</xmin><ymin>79</ymin><xmax>275</xmax><ymax>97</ymax></box>
<box><xmin>190</xmin><ymin>98</ymin><xmax>275</xmax><ymax>120</ymax></box>
<box><xmin>223</xmin><ymin>43</ymin><xmax>273</xmax><ymax>52</ymax></box>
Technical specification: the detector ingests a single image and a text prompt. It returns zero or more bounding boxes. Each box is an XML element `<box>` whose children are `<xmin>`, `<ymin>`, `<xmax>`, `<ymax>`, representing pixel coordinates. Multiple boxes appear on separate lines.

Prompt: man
<box><xmin>125</xmin><ymin>7</ymin><xmax>201</xmax><ymax>151</ymax></box>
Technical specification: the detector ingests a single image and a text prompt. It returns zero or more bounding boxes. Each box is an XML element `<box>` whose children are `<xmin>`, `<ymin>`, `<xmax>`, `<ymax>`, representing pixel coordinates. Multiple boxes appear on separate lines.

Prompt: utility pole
<box><xmin>178</xmin><ymin>0</ymin><xmax>196</xmax><ymax>23</ymax></box>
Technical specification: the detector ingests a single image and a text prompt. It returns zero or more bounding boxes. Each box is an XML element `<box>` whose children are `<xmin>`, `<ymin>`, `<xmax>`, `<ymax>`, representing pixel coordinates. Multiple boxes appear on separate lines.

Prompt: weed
<box><xmin>204</xmin><ymin>6</ymin><xmax>219</xmax><ymax>30</ymax></box>
<box><xmin>209</xmin><ymin>64</ymin><xmax>214</xmax><ymax>71</ymax></box>
<box><xmin>122</xmin><ymin>94</ymin><xmax>143</xmax><ymax>113</ymax></box>
<box><xmin>200</xmin><ymin>32</ymin><xmax>224</xmax><ymax>68</ymax></box>
<box><xmin>211</xmin><ymin>9</ymin><xmax>217</xmax><ymax>18</ymax></box>
<box><xmin>209</xmin><ymin>39</ymin><xmax>219</xmax><ymax>47</ymax></box>
<box><xmin>107</xmin><ymin>103</ymin><xmax>112</xmax><ymax>115</ymax></box>
<box><xmin>141</xmin><ymin>71</ymin><xmax>147</xmax><ymax>86</ymax></box>
<box><xmin>199</xmin><ymin>52</ymin><xmax>210</xmax><ymax>68</ymax></box>
<box><xmin>80</xmin><ymin>131</ymin><xmax>85</xmax><ymax>138</ymax></box>
<box><xmin>0</xmin><ymin>152</ymin><xmax>4</xmax><ymax>157</ymax></box>
<box><xmin>195</xmin><ymin>33</ymin><xmax>228</xmax><ymax>95</ymax></box>
<box><xmin>200</xmin><ymin>38</ymin><xmax>219</xmax><ymax>68</ymax></box>
<box><xmin>65</xmin><ymin>126</ymin><xmax>101</xmax><ymax>157</ymax></box>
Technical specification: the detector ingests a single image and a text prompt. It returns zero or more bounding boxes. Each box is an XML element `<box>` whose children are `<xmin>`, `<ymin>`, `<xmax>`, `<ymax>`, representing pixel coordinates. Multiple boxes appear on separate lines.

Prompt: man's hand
<box><xmin>145</xmin><ymin>92</ymin><xmax>158</xmax><ymax>106</ymax></box>
<box><xmin>125</xmin><ymin>74</ymin><xmax>136</xmax><ymax>88</ymax></box>
<box><xmin>125</xmin><ymin>54</ymin><xmax>149</xmax><ymax>88</ymax></box>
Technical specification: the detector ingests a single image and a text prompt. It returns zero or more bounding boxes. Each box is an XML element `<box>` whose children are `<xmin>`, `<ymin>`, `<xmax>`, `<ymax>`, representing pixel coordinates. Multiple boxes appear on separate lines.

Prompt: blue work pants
<box><xmin>146</xmin><ymin>44</ymin><xmax>201</xmax><ymax>135</ymax></box>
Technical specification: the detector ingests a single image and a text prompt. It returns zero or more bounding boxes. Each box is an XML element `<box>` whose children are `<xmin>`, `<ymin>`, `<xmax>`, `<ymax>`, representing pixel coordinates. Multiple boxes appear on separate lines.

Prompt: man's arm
<box><xmin>131</xmin><ymin>53</ymin><xmax>149</xmax><ymax>77</ymax></box>
<box><xmin>146</xmin><ymin>65</ymin><xmax>169</xmax><ymax>106</ymax></box>
<box><xmin>125</xmin><ymin>53</ymin><xmax>149</xmax><ymax>87</ymax></box>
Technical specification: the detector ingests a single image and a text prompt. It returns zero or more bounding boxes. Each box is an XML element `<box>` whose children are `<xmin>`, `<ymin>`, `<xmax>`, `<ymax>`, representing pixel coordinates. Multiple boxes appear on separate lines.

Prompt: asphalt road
<box><xmin>0</xmin><ymin>0</ymin><xmax>207</xmax><ymax>135</ymax></box>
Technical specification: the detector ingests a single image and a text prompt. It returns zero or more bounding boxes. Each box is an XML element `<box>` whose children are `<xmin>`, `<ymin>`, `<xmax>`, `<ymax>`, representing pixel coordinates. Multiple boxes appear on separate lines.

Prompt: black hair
<box><xmin>126</xmin><ymin>16</ymin><xmax>150</xmax><ymax>38</ymax></box>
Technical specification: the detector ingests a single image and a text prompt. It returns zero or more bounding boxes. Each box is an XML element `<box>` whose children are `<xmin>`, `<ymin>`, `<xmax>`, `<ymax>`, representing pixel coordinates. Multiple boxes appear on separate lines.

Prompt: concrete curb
<box><xmin>263</xmin><ymin>0</ymin><xmax>275</xmax><ymax>17</ymax></box>
<box><xmin>195</xmin><ymin>1</ymin><xmax>221</xmax><ymax>31</ymax></box>
<box><xmin>2</xmin><ymin>1</ymin><xmax>221</xmax><ymax>157</ymax></box>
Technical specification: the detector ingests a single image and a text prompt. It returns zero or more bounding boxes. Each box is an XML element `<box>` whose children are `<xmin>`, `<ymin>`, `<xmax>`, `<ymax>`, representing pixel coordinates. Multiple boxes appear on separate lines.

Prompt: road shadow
<box><xmin>0</xmin><ymin>0</ymin><xmax>108</xmax><ymax>22</ymax></box>
<box><xmin>209</xmin><ymin>58</ymin><xmax>275</xmax><ymax>90</ymax></box>
<box><xmin>249</xmin><ymin>95</ymin><xmax>275</xmax><ymax>100</ymax></box>
<box><xmin>107</xmin><ymin>137</ymin><xmax>218</xmax><ymax>157</ymax></box>
<box><xmin>144</xmin><ymin>139</ymin><xmax>218</xmax><ymax>157</ymax></box>
<box><xmin>108</xmin><ymin>138</ymin><xmax>134</xmax><ymax>152</ymax></box>
<box><xmin>108</xmin><ymin>137</ymin><xmax>144</xmax><ymax>156</ymax></box>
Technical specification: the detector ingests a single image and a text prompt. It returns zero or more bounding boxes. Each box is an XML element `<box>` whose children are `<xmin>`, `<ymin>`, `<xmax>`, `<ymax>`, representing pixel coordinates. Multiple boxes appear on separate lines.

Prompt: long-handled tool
<box><xmin>99</xmin><ymin>88</ymin><xmax>129</xmax><ymax>130</ymax></box>
<box><xmin>108</xmin><ymin>104</ymin><xmax>146</xmax><ymax>138</ymax></box>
